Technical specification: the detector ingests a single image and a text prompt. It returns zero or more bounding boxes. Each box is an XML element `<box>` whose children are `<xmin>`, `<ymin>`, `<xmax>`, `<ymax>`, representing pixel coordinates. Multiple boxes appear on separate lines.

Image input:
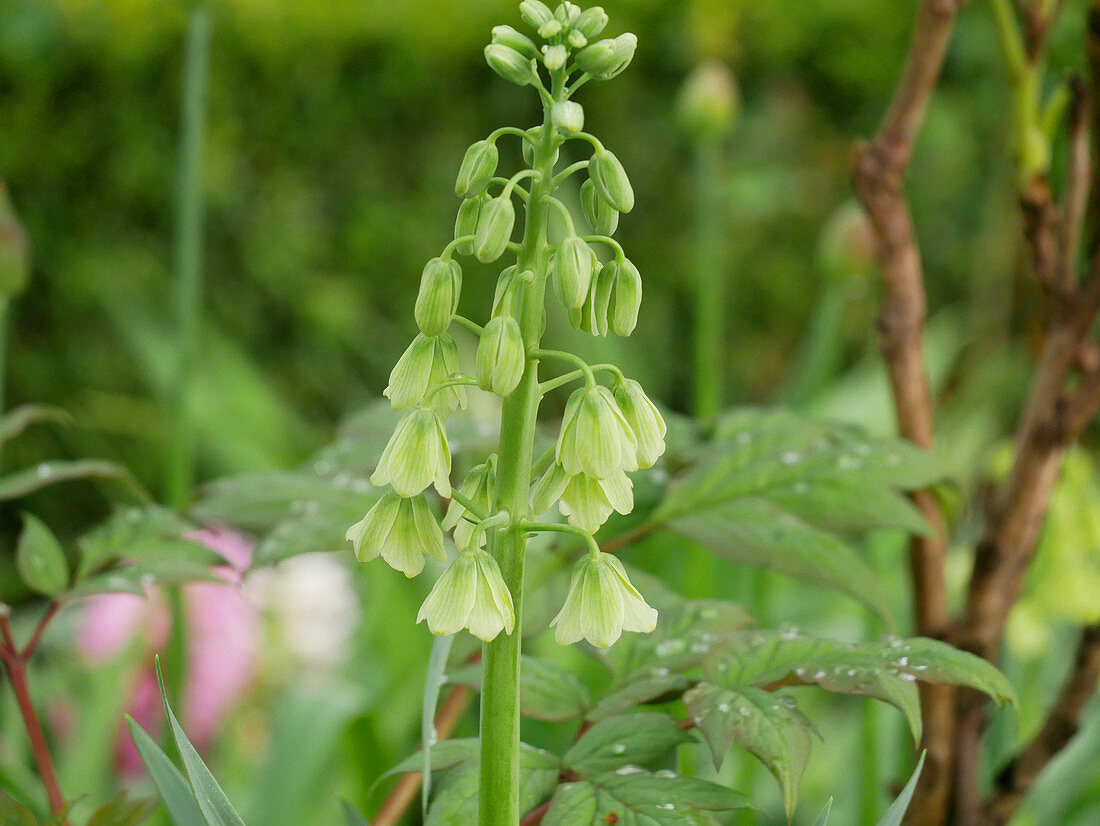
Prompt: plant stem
<box><xmin>692</xmin><ymin>136</ymin><xmax>726</xmax><ymax>419</ymax></box>
<box><xmin>478</xmin><ymin>98</ymin><xmax>559</xmax><ymax>826</ymax></box>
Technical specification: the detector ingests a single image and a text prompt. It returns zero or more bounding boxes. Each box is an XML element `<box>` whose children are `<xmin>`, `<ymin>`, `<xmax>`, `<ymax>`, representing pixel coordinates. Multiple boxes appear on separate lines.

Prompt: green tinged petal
<box><xmin>551</xmin><ymin>553</ymin><xmax>657</xmax><ymax>647</ymax></box>
<box><xmin>345</xmin><ymin>491</ymin><xmax>401</xmax><ymax>562</ymax></box>
<box><xmin>613</xmin><ymin>378</ymin><xmax>666</xmax><ymax>467</ymax></box>
<box><xmin>371</xmin><ymin>408</ymin><xmax>452</xmax><ymax>497</ymax></box>
<box><xmin>418</xmin><ymin>552</ymin><xmax>479</xmax><ymax>635</ymax></box>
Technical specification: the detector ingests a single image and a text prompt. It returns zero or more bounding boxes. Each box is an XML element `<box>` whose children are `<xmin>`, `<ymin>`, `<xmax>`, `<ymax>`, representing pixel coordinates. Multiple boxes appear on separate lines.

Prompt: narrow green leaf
<box><xmin>85</xmin><ymin>793</ymin><xmax>160</xmax><ymax>826</ymax></box>
<box><xmin>125</xmin><ymin>717</ymin><xmax>205</xmax><ymax>826</ymax></box>
<box><xmin>16</xmin><ymin>514</ymin><xmax>69</xmax><ymax>597</ymax></box>
<box><xmin>422</xmin><ymin>746</ymin><xmax>560</xmax><ymax>825</ymax></box>
<box><xmin>586</xmin><ymin>673</ymin><xmax>694</xmax><ymax>722</ymax></box>
<box><xmin>0</xmin><ymin>404</ymin><xmax>71</xmax><ymax>445</ymax></box>
<box><xmin>564</xmin><ymin>712</ymin><xmax>691</xmax><ymax>777</ymax></box>
<box><xmin>683</xmin><ymin>683</ymin><xmax>812</xmax><ymax>820</ymax></box>
<box><xmin>813</xmin><ymin>799</ymin><xmax>833</xmax><ymax>826</ymax></box>
<box><xmin>0</xmin><ymin>790</ymin><xmax>36</xmax><ymax>826</ymax></box>
<box><xmin>876</xmin><ymin>752</ymin><xmax>926</xmax><ymax>826</ymax></box>
<box><xmin>340</xmin><ymin>801</ymin><xmax>370</xmax><ymax>826</ymax></box>
<box><xmin>0</xmin><ymin>460</ymin><xmax>149</xmax><ymax>503</ymax></box>
<box><xmin>422</xmin><ymin>633</ymin><xmax>454</xmax><ymax>815</ymax></box>
<box><xmin>154</xmin><ymin>659</ymin><xmax>247</xmax><ymax>826</ymax></box>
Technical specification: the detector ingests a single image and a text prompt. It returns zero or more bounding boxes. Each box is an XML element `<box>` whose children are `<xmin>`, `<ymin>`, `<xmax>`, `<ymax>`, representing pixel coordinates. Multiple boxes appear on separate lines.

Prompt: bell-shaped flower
<box><xmin>346</xmin><ymin>491</ymin><xmax>447</xmax><ymax>578</ymax></box>
<box><xmin>608</xmin><ymin>258</ymin><xmax>642</xmax><ymax>336</ymax></box>
<box><xmin>474</xmin><ymin>197</ymin><xmax>516</xmax><ymax>263</ymax></box>
<box><xmin>442</xmin><ymin>457</ymin><xmax>496</xmax><ymax>549</ymax></box>
<box><xmin>552</xmin><ymin>236</ymin><xmax>593</xmax><ymax>310</ymax></box>
<box><xmin>414</xmin><ymin>257</ymin><xmax>462</xmax><ymax>336</ymax></box>
<box><xmin>417</xmin><ymin>546</ymin><xmax>515</xmax><ymax>641</ymax></box>
<box><xmin>613</xmin><ymin>379</ymin><xmax>666</xmax><ymax>468</ymax></box>
<box><xmin>558</xmin><ymin>469</ymin><xmax>633</xmax><ymax>533</ymax></box>
<box><xmin>530</xmin><ymin>462</ymin><xmax>571</xmax><ymax>515</ymax></box>
<box><xmin>556</xmin><ymin>385</ymin><xmax>638</xmax><ymax>478</ymax></box>
<box><xmin>384</xmin><ymin>333</ymin><xmax>467</xmax><ymax>412</ymax></box>
<box><xmin>588</xmin><ymin>148</ymin><xmax>634</xmax><ymax>213</ymax></box>
<box><xmin>371</xmin><ymin>407</ymin><xmax>452</xmax><ymax>497</ymax></box>
<box><xmin>551</xmin><ymin>552</ymin><xmax>657</xmax><ymax>647</ymax></box>
<box><xmin>476</xmin><ymin>315</ymin><xmax>526</xmax><ymax>396</ymax></box>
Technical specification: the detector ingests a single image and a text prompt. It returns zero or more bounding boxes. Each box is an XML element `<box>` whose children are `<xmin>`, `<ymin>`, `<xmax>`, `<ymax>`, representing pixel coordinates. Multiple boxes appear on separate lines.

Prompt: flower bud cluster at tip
<box><xmin>347</xmin><ymin>1</ymin><xmax>662</xmax><ymax>648</ymax></box>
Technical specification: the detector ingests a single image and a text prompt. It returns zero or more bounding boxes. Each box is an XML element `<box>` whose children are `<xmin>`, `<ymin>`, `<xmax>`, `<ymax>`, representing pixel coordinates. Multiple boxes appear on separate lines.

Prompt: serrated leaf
<box><xmin>155</xmin><ymin>659</ymin><xmax>246</xmax><ymax>826</ymax></box>
<box><xmin>67</xmin><ymin>559</ymin><xmax>222</xmax><ymax>599</ymax></box>
<box><xmin>85</xmin><ymin>793</ymin><xmax>159</xmax><ymax>826</ymax></box>
<box><xmin>15</xmin><ymin>513</ymin><xmax>69</xmax><ymax>596</ymax></box>
<box><xmin>875</xmin><ymin>637</ymin><xmax>1016</xmax><ymax>708</ymax></box>
<box><xmin>76</xmin><ymin>505</ymin><xmax>213</xmax><ymax>579</ymax></box>
<box><xmin>878</xmin><ymin>752</ymin><xmax>925</xmax><ymax>826</ymax></box>
<box><xmin>0</xmin><ymin>460</ymin><xmax>149</xmax><ymax>502</ymax></box>
<box><xmin>683</xmin><ymin>683</ymin><xmax>812</xmax><ymax>820</ymax></box>
<box><xmin>543</xmin><ymin>770</ymin><xmax>749</xmax><ymax>825</ymax></box>
<box><xmin>126</xmin><ymin>717</ymin><xmax>205</xmax><ymax>826</ymax></box>
<box><xmin>764</xmin><ymin>477</ymin><xmax>930</xmax><ymax>536</ymax></box>
<box><xmin>668</xmin><ymin>501</ymin><xmax>896</xmax><ymax>624</ymax></box>
<box><xmin>587</xmin><ymin>673</ymin><xmax>695</xmax><ymax>722</ymax></box>
<box><xmin>564</xmin><ymin>713</ymin><xmax>691</xmax><ymax>777</ymax></box>
<box><xmin>604</xmin><ymin>600</ymin><xmax>753</xmax><ymax>683</ymax></box>
<box><xmin>704</xmin><ymin>629</ymin><xmax>922</xmax><ymax>741</ymax></box>
<box><xmin>449</xmin><ymin>655</ymin><xmax>592</xmax><ymax>722</ymax></box>
<box><xmin>0</xmin><ymin>404</ymin><xmax>71</xmax><ymax>445</ymax></box>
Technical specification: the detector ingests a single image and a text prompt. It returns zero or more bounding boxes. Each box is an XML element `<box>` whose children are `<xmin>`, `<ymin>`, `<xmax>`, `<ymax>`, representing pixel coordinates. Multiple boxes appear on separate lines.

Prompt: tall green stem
<box><xmin>478</xmin><ymin>93</ymin><xmax>560</xmax><ymax>826</ymax></box>
<box><xmin>692</xmin><ymin>137</ymin><xmax>726</xmax><ymax>419</ymax></box>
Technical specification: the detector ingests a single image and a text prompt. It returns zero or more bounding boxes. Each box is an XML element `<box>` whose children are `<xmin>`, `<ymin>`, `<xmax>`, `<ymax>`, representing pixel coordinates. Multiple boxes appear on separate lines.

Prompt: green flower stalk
<box><xmin>346</xmin><ymin>5</ymin><xmax>662</xmax><ymax>822</ymax></box>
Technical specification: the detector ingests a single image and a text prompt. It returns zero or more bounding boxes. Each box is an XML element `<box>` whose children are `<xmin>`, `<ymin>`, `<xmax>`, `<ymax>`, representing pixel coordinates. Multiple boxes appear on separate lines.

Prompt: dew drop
<box><xmin>36</xmin><ymin>463</ymin><xmax>52</xmax><ymax>478</ymax></box>
<box><xmin>611</xmin><ymin>744</ymin><xmax>626</xmax><ymax>755</ymax></box>
<box><xmin>314</xmin><ymin>460</ymin><xmax>333</xmax><ymax>476</ymax></box>
<box><xmin>717</xmin><ymin>702</ymin><xmax>731</xmax><ymax>713</ymax></box>
<box><xmin>615</xmin><ymin>765</ymin><xmax>645</xmax><ymax>775</ymax></box>
<box><xmin>657</xmin><ymin>803</ymin><xmax>675</xmax><ymax>811</ymax></box>
<box><xmin>780</xmin><ymin>450</ymin><xmax>802</xmax><ymax>465</ymax></box>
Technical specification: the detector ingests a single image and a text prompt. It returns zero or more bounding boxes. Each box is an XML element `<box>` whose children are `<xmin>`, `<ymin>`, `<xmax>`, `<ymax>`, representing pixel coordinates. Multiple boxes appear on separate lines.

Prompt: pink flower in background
<box><xmin>79</xmin><ymin>526</ymin><xmax>259</xmax><ymax>776</ymax></box>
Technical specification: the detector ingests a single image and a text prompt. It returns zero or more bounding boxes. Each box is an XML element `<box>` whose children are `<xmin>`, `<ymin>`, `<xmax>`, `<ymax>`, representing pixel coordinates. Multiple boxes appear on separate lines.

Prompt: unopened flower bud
<box><xmin>567</xmin><ymin>30</ymin><xmax>587</xmax><ymax>49</ymax></box>
<box><xmin>455</xmin><ymin>139</ymin><xmax>499</xmax><ymax>198</ymax></box>
<box><xmin>589</xmin><ymin>149</ymin><xmax>634</xmax><ymax>213</ymax></box>
<box><xmin>551</xmin><ymin>100</ymin><xmax>584</xmax><ymax>135</ymax></box>
<box><xmin>575</xmin><ymin>6</ymin><xmax>608</xmax><ymax>38</ymax></box>
<box><xmin>543</xmin><ymin>44</ymin><xmax>568</xmax><ymax>71</ymax></box>
<box><xmin>608</xmin><ymin>258</ymin><xmax>642</xmax><ymax>336</ymax></box>
<box><xmin>520</xmin><ymin>0</ymin><xmax>554</xmax><ymax>30</ymax></box>
<box><xmin>575</xmin><ymin>33</ymin><xmax>637</xmax><ymax>80</ymax></box>
<box><xmin>553</xmin><ymin>236</ymin><xmax>593</xmax><ymax>310</ymax></box>
<box><xmin>557</xmin><ymin>384</ymin><xmax>638</xmax><ymax>478</ymax></box>
<box><xmin>558</xmin><ymin>470</ymin><xmax>633</xmax><ymax>533</ymax></box>
<box><xmin>580</xmin><ymin>179</ymin><xmax>619</xmax><ymax>236</ymax></box>
<box><xmin>613</xmin><ymin>379</ymin><xmax>665</xmax><ymax>468</ymax></box>
<box><xmin>492</xmin><ymin>25</ymin><xmax>538</xmax><ymax>58</ymax></box>
<box><xmin>476</xmin><ymin>315</ymin><xmax>526</xmax><ymax>396</ymax></box>
<box><xmin>442</xmin><ymin>458</ymin><xmax>496</xmax><ymax>549</ymax></box>
<box><xmin>491</xmin><ymin>265</ymin><xmax>519</xmax><ymax>318</ymax></box>
<box><xmin>384</xmin><ymin>333</ymin><xmax>467</xmax><ymax>412</ymax></box>
<box><xmin>677</xmin><ymin>61</ymin><xmax>740</xmax><ymax>140</ymax></box>
<box><xmin>555</xmin><ymin>2</ymin><xmax>580</xmax><ymax>25</ymax></box>
<box><xmin>579</xmin><ymin>257</ymin><xmax>614</xmax><ymax>336</ymax></box>
<box><xmin>475</xmin><ymin>197</ymin><xmax>516</xmax><ymax>263</ymax></box>
<box><xmin>417</xmin><ymin>546</ymin><xmax>515</xmax><ymax>641</ymax></box>
<box><xmin>485</xmin><ymin>44</ymin><xmax>538</xmax><ymax>87</ymax></box>
<box><xmin>346</xmin><ymin>491</ymin><xmax>447</xmax><ymax>577</ymax></box>
<box><xmin>454</xmin><ymin>194</ymin><xmax>488</xmax><ymax>255</ymax></box>
<box><xmin>551</xmin><ymin>551</ymin><xmax>656</xmax><ymax>647</ymax></box>
<box><xmin>537</xmin><ymin>19</ymin><xmax>563</xmax><ymax>38</ymax></box>
<box><xmin>371</xmin><ymin>407</ymin><xmax>452</xmax><ymax>497</ymax></box>
<box><xmin>531</xmin><ymin>462</ymin><xmax>571</xmax><ymax>514</ymax></box>
<box><xmin>414</xmin><ymin>257</ymin><xmax>461</xmax><ymax>336</ymax></box>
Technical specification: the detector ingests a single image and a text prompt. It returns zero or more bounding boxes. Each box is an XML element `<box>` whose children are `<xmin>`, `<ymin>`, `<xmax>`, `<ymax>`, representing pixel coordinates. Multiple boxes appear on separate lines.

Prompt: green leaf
<box><xmin>85</xmin><ymin>794</ymin><xmax>159</xmax><ymax>826</ymax></box>
<box><xmin>154</xmin><ymin>659</ymin><xmax>246</xmax><ymax>826</ymax></box>
<box><xmin>564</xmin><ymin>713</ymin><xmax>691</xmax><ymax>777</ymax></box>
<box><xmin>422</xmin><ymin>746</ymin><xmax>560</xmax><ymax>826</ymax></box>
<box><xmin>877</xmin><ymin>752</ymin><xmax>925</xmax><ymax>826</ymax></box>
<box><xmin>423</xmin><ymin>633</ymin><xmax>454</xmax><ymax>815</ymax></box>
<box><xmin>252</xmin><ymin>506</ymin><xmax>372</xmax><ymax>567</ymax></box>
<box><xmin>68</xmin><ymin>559</ymin><xmax>222</xmax><ymax>599</ymax></box>
<box><xmin>0</xmin><ymin>460</ymin><xmax>149</xmax><ymax>503</ymax></box>
<box><xmin>0</xmin><ymin>790</ymin><xmax>36</xmax><ymax>826</ymax></box>
<box><xmin>449</xmin><ymin>655</ymin><xmax>593</xmax><ymax>722</ymax></box>
<box><xmin>0</xmin><ymin>404</ymin><xmax>71</xmax><ymax>446</ymax></box>
<box><xmin>542</xmin><ymin>770</ymin><xmax>749</xmax><ymax>825</ymax></box>
<box><xmin>668</xmin><ymin>501</ymin><xmax>896</xmax><ymax>625</ymax></box>
<box><xmin>15</xmin><ymin>514</ymin><xmax>69</xmax><ymax>596</ymax></box>
<box><xmin>876</xmin><ymin>637</ymin><xmax>1017</xmax><ymax>708</ymax></box>
<box><xmin>683</xmin><ymin>683</ymin><xmax>812</xmax><ymax>820</ymax></box>
<box><xmin>764</xmin><ymin>477</ymin><xmax>930</xmax><ymax>536</ymax></box>
<box><xmin>704</xmin><ymin>629</ymin><xmax>922</xmax><ymax>741</ymax></box>
<box><xmin>603</xmin><ymin>600</ymin><xmax>753</xmax><ymax>683</ymax></box>
<box><xmin>587</xmin><ymin>673</ymin><xmax>695</xmax><ymax>722</ymax></box>
<box><xmin>193</xmin><ymin>471</ymin><xmax>371</xmax><ymax>532</ymax></box>
<box><xmin>385</xmin><ymin>738</ymin><xmax>560</xmax><ymax>776</ymax></box>
<box><xmin>126</xmin><ymin>716</ymin><xmax>205</xmax><ymax>826</ymax></box>
<box><xmin>76</xmin><ymin>505</ymin><xmax>213</xmax><ymax>579</ymax></box>
<box><xmin>814</xmin><ymin>799</ymin><xmax>833</xmax><ymax>826</ymax></box>
<box><xmin>340</xmin><ymin>801</ymin><xmax>370</xmax><ymax>826</ymax></box>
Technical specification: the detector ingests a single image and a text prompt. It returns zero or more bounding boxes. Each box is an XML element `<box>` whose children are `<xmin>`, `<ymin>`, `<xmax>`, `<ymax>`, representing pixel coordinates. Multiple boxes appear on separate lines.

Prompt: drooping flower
<box><xmin>558</xmin><ymin>469</ymin><xmax>633</xmax><ymax>533</ymax></box>
<box><xmin>476</xmin><ymin>315</ymin><xmax>526</xmax><ymax>396</ymax></box>
<box><xmin>442</xmin><ymin>458</ymin><xmax>497</xmax><ymax>549</ymax></box>
<box><xmin>346</xmin><ymin>491</ymin><xmax>447</xmax><ymax>577</ymax></box>
<box><xmin>530</xmin><ymin>461</ymin><xmax>571</xmax><ymax>515</ymax></box>
<box><xmin>417</xmin><ymin>546</ymin><xmax>515</xmax><ymax>641</ymax></box>
<box><xmin>551</xmin><ymin>552</ymin><xmax>657</xmax><ymax>647</ymax></box>
<box><xmin>371</xmin><ymin>407</ymin><xmax>452</xmax><ymax>497</ymax></box>
<box><xmin>556</xmin><ymin>385</ymin><xmax>638</xmax><ymax>478</ymax></box>
<box><xmin>384</xmin><ymin>333</ymin><xmax>467</xmax><ymax>412</ymax></box>
<box><xmin>414</xmin><ymin>257</ymin><xmax>462</xmax><ymax>337</ymax></box>
<box><xmin>612</xmin><ymin>379</ymin><xmax>666</xmax><ymax>468</ymax></box>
